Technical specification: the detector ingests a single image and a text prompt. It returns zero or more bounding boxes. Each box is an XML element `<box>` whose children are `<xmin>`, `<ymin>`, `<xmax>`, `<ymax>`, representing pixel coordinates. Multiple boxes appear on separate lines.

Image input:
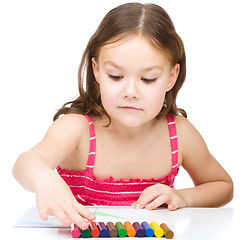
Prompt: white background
<box><xmin>0</xmin><ymin>0</ymin><xmax>242</xmax><ymax>232</ymax></box>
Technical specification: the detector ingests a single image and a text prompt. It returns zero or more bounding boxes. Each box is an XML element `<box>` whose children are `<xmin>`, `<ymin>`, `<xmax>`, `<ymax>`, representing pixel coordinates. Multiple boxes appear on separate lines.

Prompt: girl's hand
<box><xmin>132</xmin><ymin>184</ymin><xmax>187</xmax><ymax>211</ymax></box>
<box><xmin>36</xmin><ymin>171</ymin><xmax>96</xmax><ymax>230</ymax></box>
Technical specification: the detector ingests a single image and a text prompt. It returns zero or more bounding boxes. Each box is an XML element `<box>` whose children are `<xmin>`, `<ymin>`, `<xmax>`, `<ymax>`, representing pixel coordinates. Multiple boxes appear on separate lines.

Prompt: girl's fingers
<box><xmin>134</xmin><ymin>194</ymin><xmax>157</xmax><ymax>209</ymax></box>
<box><xmin>75</xmin><ymin>203</ymin><xmax>96</xmax><ymax>222</ymax></box>
<box><xmin>36</xmin><ymin>201</ymin><xmax>49</xmax><ymax>221</ymax></box>
<box><xmin>65</xmin><ymin>205</ymin><xmax>90</xmax><ymax>230</ymax></box>
<box><xmin>53</xmin><ymin>206</ymin><xmax>72</xmax><ymax>226</ymax></box>
<box><xmin>145</xmin><ymin>194</ymin><xmax>170</xmax><ymax>210</ymax></box>
<box><xmin>168</xmin><ymin>203</ymin><xmax>177</xmax><ymax>211</ymax></box>
<box><xmin>134</xmin><ymin>185</ymin><xmax>165</xmax><ymax>208</ymax></box>
<box><xmin>38</xmin><ymin>207</ymin><xmax>49</xmax><ymax>221</ymax></box>
<box><xmin>37</xmin><ymin>200</ymin><xmax>96</xmax><ymax>230</ymax></box>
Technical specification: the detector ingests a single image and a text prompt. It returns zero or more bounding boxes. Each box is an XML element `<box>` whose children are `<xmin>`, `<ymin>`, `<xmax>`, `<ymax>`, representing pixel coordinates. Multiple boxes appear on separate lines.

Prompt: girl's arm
<box><xmin>12</xmin><ymin>114</ymin><xmax>96</xmax><ymax>229</ymax></box>
<box><xmin>177</xmin><ymin>117</ymin><xmax>233</xmax><ymax>207</ymax></box>
<box><xmin>133</xmin><ymin>117</ymin><xmax>233</xmax><ymax>210</ymax></box>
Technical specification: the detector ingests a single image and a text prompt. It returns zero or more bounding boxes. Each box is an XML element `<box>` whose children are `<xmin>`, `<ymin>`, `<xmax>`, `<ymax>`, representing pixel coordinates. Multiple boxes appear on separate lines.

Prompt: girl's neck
<box><xmin>97</xmin><ymin>115</ymin><xmax>160</xmax><ymax>140</ymax></box>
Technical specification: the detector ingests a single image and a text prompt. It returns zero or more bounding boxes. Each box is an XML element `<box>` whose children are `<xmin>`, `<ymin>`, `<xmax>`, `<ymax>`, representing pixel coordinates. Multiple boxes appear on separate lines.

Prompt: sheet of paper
<box><xmin>14</xmin><ymin>205</ymin><xmax>65</xmax><ymax>228</ymax></box>
<box><xmin>88</xmin><ymin>206</ymin><xmax>148</xmax><ymax>223</ymax></box>
<box><xmin>14</xmin><ymin>205</ymin><xmax>149</xmax><ymax>228</ymax></box>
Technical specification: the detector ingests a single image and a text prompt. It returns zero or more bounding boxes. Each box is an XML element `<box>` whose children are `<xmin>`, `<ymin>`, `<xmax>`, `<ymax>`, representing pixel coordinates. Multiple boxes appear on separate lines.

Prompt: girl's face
<box><xmin>92</xmin><ymin>35</ymin><xmax>179</xmax><ymax>128</ymax></box>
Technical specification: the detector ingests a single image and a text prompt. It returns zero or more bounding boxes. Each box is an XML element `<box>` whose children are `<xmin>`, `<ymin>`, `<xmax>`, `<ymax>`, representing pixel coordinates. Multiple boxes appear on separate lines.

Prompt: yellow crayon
<box><xmin>150</xmin><ymin>222</ymin><xmax>164</xmax><ymax>238</ymax></box>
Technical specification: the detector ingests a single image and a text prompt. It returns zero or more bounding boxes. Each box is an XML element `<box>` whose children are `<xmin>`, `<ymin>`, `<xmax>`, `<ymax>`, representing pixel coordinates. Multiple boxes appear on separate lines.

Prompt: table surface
<box><xmin>9</xmin><ymin>207</ymin><xmax>241</xmax><ymax>240</ymax></box>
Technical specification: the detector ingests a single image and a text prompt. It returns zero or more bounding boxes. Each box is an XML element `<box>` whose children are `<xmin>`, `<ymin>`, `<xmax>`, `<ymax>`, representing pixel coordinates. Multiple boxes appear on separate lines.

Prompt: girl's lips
<box><xmin>119</xmin><ymin>106</ymin><xmax>142</xmax><ymax>110</ymax></box>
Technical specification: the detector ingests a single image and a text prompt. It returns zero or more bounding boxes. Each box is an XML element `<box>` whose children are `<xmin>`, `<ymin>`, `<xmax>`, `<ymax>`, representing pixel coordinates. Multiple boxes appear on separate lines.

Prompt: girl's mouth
<box><xmin>119</xmin><ymin>106</ymin><xmax>143</xmax><ymax>111</ymax></box>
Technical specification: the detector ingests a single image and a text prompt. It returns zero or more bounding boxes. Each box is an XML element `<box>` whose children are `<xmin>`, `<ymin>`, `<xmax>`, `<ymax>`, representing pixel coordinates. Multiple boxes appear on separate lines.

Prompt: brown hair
<box><xmin>53</xmin><ymin>2</ymin><xmax>187</xmax><ymax>123</ymax></box>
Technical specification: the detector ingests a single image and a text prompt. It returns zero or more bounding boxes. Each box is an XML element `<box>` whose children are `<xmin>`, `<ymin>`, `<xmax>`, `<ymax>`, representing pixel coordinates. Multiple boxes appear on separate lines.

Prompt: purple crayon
<box><xmin>132</xmin><ymin>222</ymin><xmax>145</xmax><ymax>237</ymax></box>
<box><xmin>97</xmin><ymin>222</ymin><xmax>109</xmax><ymax>238</ymax></box>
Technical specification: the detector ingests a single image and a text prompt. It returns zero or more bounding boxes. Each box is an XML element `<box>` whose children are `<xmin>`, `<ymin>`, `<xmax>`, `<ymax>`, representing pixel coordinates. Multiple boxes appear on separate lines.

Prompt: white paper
<box><xmin>14</xmin><ymin>205</ymin><xmax>149</xmax><ymax>228</ymax></box>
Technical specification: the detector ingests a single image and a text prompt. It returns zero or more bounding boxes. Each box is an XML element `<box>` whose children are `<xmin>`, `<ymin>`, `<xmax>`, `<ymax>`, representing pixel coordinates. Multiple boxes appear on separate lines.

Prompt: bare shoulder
<box><xmin>174</xmin><ymin>115</ymin><xmax>199</xmax><ymax>137</ymax></box>
<box><xmin>29</xmin><ymin>114</ymin><xmax>90</xmax><ymax>169</ymax></box>
<box><xmin>47</xmin><ymin>114</ymin><xmax>88</xmax><ymax>139</ymax></box>
<box><xmin>52</xmin><ymin>113</ymin><xmax>88</xmax><ymax>130</ymax></box>
<box><xmin>173</xmin><ymin>115</ymin><xmax>209</xmax><ymax>165</ymax></box>
<box><xmin>173</xmin><ymin>115</ymin><xmax>233</xmax><ymax>186</ymax></box>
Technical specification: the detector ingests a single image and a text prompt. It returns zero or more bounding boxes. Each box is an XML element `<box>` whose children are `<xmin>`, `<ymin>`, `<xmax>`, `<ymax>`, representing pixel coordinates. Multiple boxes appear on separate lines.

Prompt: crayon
<box><xmin>115</xmin><ymin>221</ymin><xmax>127</xmax><ymax>237</ymax></box>
<box><xmin>107</xmin><ymin>222</ymin><xmax>118</xmax><ymax>237</ymax></box>
<box><xmin>124</xmin><ymin>221</ymin><xmax>136</xmax><ymax>237</ymax></box>
<box><xmin>90</xmin><ymin>222</ymin><xmax>100</xmax><ymax>238</ymax></box>
<box><xmin>97</xmin><ymin>222</ymin><xmax>109</xmax><ymax>238</ymax></box>
<box><xmin>141</xmin><ymin>221</ymin><xmax>154</xmax><ymax>237</ymax></box>
<box><xmin>160</xmin><ymin>223</ymin><xmax>174</xmax><ymax>239</ymax></box>
<box><xmin>132</xmin><ymin>222</ymin><xmax>145</xmax><ymax>237</ymax></box>
<box><xmin>150</xmin><ymin>222</ymin><xmax>164</xmax><ymax>238</ymax></box>
<box><xmin>81</xmin><ymin>228</ymin><xmax>91</xmax><ymax>238</ymax></box>
<box><xmin>71</xmin><ymin>223</ymin><xmax>81</xmax><ymax>238</ymax></box>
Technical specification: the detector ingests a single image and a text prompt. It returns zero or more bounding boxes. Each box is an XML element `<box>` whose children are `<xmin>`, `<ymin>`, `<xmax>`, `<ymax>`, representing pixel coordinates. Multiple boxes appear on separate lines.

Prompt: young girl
<box><xmin>13</xmin><ymin>2</ymin><xmax>233</xmax><ymax>231</ymax></box>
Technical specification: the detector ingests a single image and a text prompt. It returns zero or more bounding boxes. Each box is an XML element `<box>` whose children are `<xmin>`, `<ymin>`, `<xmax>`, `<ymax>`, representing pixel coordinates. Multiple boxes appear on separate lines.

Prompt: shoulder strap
<box><xmin>84</xmin><ymin>115</ymin><xmax>96</xmax><ymax>174</ymax></box>
<box><xmin>166</xmin><ymin>115</ymin><xmax>178</xmax><ymax>175</ymax></box>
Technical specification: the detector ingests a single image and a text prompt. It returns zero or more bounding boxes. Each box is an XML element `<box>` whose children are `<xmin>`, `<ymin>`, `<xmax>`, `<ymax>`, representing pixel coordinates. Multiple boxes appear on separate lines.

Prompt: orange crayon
<box><xmin>124</xmin><ymin>221</ymin><xmax>136</xmax><ymax>237</ymax></box>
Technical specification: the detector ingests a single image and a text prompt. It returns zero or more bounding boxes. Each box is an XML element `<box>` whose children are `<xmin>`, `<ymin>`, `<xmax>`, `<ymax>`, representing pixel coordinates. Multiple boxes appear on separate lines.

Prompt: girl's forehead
<box><xmin>97</xmin><ymin>35</ymin><xmax>171</xmax><ymax>68</ymax></box>
<box><xmin>101</xmin><ymin>34</ymin><xmax>159</xmax><ymax>53</ymax></box>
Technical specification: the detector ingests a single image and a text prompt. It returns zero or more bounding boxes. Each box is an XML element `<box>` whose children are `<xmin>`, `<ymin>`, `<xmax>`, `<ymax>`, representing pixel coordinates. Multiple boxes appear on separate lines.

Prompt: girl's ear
<box><xmin>166</xmin><ymin>63</ymin><xmax>180</xmax><ymax>91</ymax></box>
<box><xmin>92</xmin><ymin>57</ymin><xmax>100</xmax><ymax>83</ymax></box>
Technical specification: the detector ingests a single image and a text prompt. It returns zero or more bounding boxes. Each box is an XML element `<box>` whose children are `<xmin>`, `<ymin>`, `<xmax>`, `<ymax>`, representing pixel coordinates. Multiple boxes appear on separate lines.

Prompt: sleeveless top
<box><xmin>57</xmin><ymin>115</ymin><xmax>179</xmax><ymax>206</ymax></box>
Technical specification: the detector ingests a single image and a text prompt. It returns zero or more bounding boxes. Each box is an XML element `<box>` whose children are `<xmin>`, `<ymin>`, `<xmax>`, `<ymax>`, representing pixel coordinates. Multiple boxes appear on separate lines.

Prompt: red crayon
<box><xmin>71</xmin><ymin>223</ymin><xmax>81</xmax><ymax>238</ymax></box>
<box><xmin>90</xmin><ymin>221</ymin><xmax>100</xmax><ymax>238</ymax></box>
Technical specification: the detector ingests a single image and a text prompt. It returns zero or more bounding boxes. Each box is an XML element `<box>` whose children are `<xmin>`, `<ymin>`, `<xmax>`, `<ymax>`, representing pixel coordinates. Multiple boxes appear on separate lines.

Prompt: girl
<box><xmin>13</xmin><ymin>2</ymin><xmax>233</xmax><ymax>231</ymax></box>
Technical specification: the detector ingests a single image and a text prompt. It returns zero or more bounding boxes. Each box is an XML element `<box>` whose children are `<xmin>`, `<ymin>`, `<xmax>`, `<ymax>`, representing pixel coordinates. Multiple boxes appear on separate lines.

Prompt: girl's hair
<box><xmin>53</xmin><ymin>2</ymin><xmax>187</xmax><ymax>123</ymax></box>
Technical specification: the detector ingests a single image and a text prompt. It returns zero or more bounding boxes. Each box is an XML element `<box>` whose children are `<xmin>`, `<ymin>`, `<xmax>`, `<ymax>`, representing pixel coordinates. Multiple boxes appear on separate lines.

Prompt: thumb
<box><xmin>168</xmin><ymin>203</ymin><xmax>177</xmax><ymax>211</ymax></box>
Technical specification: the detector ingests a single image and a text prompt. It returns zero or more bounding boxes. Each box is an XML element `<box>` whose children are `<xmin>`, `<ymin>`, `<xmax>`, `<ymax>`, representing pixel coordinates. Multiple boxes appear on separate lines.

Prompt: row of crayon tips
<box><xmin>71</xmin><ymin>221</ymin><xmax>174</xmax><ymax>239</ymax></box>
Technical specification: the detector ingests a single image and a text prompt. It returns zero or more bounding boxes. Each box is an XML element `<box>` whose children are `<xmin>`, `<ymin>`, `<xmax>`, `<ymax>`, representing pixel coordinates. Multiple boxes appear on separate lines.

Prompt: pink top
<box><xmin>57</xmin><ymin>115</ymin><xmax>179</xmax><ymax>206</ymax></box>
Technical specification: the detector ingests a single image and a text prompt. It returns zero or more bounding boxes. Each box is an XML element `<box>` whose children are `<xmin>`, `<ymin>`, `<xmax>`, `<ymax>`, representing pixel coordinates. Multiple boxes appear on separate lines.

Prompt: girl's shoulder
<box><xmin>27</xmin><ymin>114</ymin><xmax>91</xmax><ymax>169</ymax></box>
<box><xmin>173</xmin><ymin>115</ymin><xmax>200</xmax><ymax>138</ymax></box>
<box><xmin>49</xmin><ymin>113</ymin><xmax>90</xmax><ymax>143</ymax></box>
<box><xmin>53</xmin><ymin>113</ymin><xmax>89</xmax><ymax>130</ymax></box>
<box><xmin>173</xmin><ymin>115</ymin><xmax>208</xmax><ymax>160</ymax></box>
<box><xmin>54</xmin><ymin>113</ymin><xmax>88</xmax><ymax>125</ymax></box>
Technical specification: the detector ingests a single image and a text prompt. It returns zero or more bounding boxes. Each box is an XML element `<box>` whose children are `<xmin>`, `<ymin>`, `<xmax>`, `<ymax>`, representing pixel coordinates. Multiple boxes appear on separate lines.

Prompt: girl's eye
<box><xmin>108</xmin><ymin>74</ymin><xmax>123</xmax><ymax>80</ymax></box>
<box><xmin>141</xmin><ymin>77</ymin><xmax>157</xmax><ymax>83</ymax></box>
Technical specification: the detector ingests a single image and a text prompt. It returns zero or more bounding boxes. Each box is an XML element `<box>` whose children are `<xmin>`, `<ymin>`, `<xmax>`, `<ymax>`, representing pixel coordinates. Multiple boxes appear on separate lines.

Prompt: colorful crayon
<box><xmin>81</xmin><ymin>227</ymin><xmax>91</xmax><ymax>238</ymax></box>
<box><xmin>107</xmin><ymin>222</ymin><xmax>118</xmax><ymax>237</ymax></box>
<box><xmin>115</xmin><ymin>221</ymin><xmax>127</xmax><ymax>237</ymax></box>
<box><xmin>71</xmin><ymin>223</ymin><xmax>81</xmax><ymax>238</ymax></box>
<box><xmin>160</xmin><ymin>223</ymin><xmax>174</xmax><ymax>239</ymax></box>
<box><xmin>132</xmin><ymin>222</ymin><xmax>145</xmax><ymax>237</ymax></box>
<box><xmin>150</xmin><ymin>222</ymin><xmax>164</xmax><ymax>238</ymax></box>
<box><xmin>124</xmin><ymin>221</ymin><xmax>136</xmax><ymax>237</ymax></box>
<box><xmin>97</xmin><ymin>222</ymin><xmax>109</xmax><ymax>238</ymax></box>
<box><xmin>141</xmin><ymin>221</ymin><xmax>154</xmax><ymax>237</ymax></box>
<box><xmin>90</xmin><ymin>222</ymin><xmax>100</xmax><ymax>238</ymax></box>
<box><xmin>71</xmin><ymin>221</ymin><xmax>173</xmax><ymax>238</ymax></box>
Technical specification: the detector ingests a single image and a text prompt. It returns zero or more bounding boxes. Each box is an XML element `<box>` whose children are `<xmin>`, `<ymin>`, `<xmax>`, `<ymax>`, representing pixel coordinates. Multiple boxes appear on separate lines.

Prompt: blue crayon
<box><xmin>97</xmin><ymin>222</ymin><xmax>109</xmax><ymax>238</ymax></box>
<box><xmin>141</xmin><ymin>221</ymin><xmax>154</xmax><ymax>237</ymax></box>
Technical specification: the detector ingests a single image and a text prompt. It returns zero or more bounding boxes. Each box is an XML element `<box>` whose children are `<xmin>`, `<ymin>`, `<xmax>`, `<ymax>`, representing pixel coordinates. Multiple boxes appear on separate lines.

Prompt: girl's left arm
<box><xmin>133</xmin><ymin>117</ymin><xmax>233</xmax><ymax>210</ymax></box>
<box><xmin>177</xmin><ymin>117</ymin><xmax>234</xmax><ymax>208</ymax></box>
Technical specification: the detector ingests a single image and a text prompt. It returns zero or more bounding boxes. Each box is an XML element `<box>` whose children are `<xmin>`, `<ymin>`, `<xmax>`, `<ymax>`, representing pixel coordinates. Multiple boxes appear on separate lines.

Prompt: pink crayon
<box><xmin>71</xmin><ymin>223</ymin><xmax>81</xmax><ymax>238</ymax></box>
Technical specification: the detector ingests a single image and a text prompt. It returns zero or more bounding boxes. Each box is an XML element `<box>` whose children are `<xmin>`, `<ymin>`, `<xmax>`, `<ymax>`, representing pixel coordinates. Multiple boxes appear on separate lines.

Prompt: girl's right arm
<box><xmin>12</xmin><ymin>114</ymin><xmax>96</xmax><ymax>229</ymax></box>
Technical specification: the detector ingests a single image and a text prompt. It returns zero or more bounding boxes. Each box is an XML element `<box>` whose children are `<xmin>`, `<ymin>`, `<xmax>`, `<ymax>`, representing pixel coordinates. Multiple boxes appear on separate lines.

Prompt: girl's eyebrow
<box><xmin>103</xmin><ymin>60</ymin><xmax>163</xmax><ymax>71</ymax></box>
<box><xmin>103</xmin><ymin>61</ymin><xmax>124</xmax><ymax>70</ymax></box>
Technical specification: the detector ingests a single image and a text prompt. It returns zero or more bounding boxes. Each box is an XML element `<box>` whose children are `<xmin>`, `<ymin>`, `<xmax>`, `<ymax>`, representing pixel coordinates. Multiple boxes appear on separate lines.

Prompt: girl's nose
<box><xmin>123</xmin><ymin>79</ymin><xmax>138</xmax><ymax>99</ymax></box>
